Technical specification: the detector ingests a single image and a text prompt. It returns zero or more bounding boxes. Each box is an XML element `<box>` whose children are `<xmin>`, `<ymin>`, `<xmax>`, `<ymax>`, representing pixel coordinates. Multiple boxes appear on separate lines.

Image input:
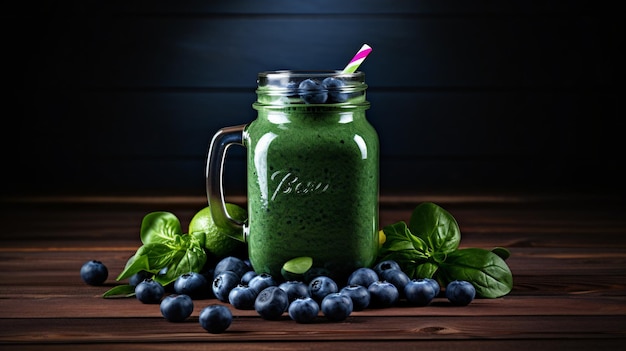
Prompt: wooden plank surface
<box><xmin>1</xmin><ymin>192</ymin><xmax>625</xmax><ymax>350</ymax></box>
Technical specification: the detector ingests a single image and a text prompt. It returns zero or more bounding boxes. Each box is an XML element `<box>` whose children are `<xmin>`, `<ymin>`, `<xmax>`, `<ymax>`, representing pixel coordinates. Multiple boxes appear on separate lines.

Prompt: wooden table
<box><xmin>1</xmin><ymin>191</ymin><xmax>625</xmax><ymax>350</ymax></box>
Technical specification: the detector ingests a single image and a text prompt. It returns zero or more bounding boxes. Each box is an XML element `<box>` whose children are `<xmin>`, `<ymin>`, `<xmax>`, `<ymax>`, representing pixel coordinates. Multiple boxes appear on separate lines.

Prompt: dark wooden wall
<box><xmin>3</xmin><ymin>0</ymin><xmax>623</xmax><ymax>197</ymax></box>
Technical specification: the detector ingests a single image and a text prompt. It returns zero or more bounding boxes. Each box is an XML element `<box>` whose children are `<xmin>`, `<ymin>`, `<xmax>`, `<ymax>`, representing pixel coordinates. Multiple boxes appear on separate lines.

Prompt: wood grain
<box><xmin>1</xmin><ymin>193</ymin><xmax>625</xmax><ymax>350</ymax></box>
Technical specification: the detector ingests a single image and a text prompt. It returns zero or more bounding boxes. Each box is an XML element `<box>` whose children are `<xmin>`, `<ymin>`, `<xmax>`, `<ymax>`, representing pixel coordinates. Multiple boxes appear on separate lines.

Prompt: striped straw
<box><xmin>342</xmin><ymin>44</ymin><xmax>373</xmax><ymax>74</ymax></box>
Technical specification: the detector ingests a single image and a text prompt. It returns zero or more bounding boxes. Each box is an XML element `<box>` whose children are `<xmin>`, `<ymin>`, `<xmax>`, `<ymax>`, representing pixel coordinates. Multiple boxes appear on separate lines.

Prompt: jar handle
<box><xmin>205</xmin><ymin>124</ymin><xmax>247</xmax><ymax>242</ymax></box>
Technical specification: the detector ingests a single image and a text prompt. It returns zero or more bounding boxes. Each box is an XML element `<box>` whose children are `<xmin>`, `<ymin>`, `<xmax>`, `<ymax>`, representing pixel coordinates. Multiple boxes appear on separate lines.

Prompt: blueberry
<box><xmin>80</xmin><ymin>260</ymin><xmax>108</xmax><ymax>286</ymax></box>
<box><xmin>160</xmin><ymin>294</ymin><xmax>194</xmax><ymax>322</ymax></box>
<box><xmin>339</xmin><ymin>284</ymin><xmax>370</xmax><ymax>311</ymax></box>
<box><xmin>346</xmin><ymin>267</ymin><xmax>379</xmax><ymax>288</ymax></box>
<box><xmin>380</xmin><ymin>269</ymin><xmax>411</xmax><ymax>298</ymax></box>
<box><xmin>367</xmin><ymin>281</ymin><xmax>399</xmax><ymax>308</ymax></box>
<box><xmin>228</xmin><ymin>284</ymin><xmax>258</xmax><ymax>310</ymax></box>
<box><xmin>298</xmin><ymin>78</ymin><xmax>328</xmax><ymax>104</ymax></box>
<box><xmin>445</xmin><ymin>280</ymin><xmax>476</xmax><ymax>306</ymax></box>
<box><xmin>129</xmin><ymin>270</ymin><xmax>151</xmax><ymax>287</ymax></box>
<box><xmin>288</xmin><ymin>297</ymin><xmax>319</xmax><ymax>324</ymax></box>
<box><xmin>254</xmin><ymin>286</ymin><xmax>289</xmax><ymax>320</ymax></box>
<box><xmin>279</xmin><ymin>281</ymin><xmax>310</xmax><ymax>302</ymax></box>
<box><xmin>322</xmin><ymin>77</ymin><xmax>348</xmax><ymax>103</ymax></box>
<box><xmin>212</xmin><ymin>271</ymin><xmax>240</xmax><ymax>302</ymax></box>
<box><xmin>286</xmin><ymin>81</ymin><xmax>299</xmax><ymax>97</ymax></box>
<box><xmin>135</xmin><ymin>278</ymin><xmax>165</xmax><ymax>304</ymax></box>
<box><xmin>308</xmin><ymin>276</ymin><xmax>338</xmax><ymax>303</ymax></box>
<box><xmin>373</xmin><ymin>260</ymin><xmax>401</xmax><ymax>277</ymax></box>
<box><xmin>404</xmin><ymin>279</ymin><xmax>437</xmax><ymax>306</ymax></box>
<box><xmin>248</xmin><ymin>273</ymin><xmax>277</xmax><ymax>293</ymax></box>
<box><xmin>424</xmin><ymin>278</ymin><xmax>441</xmax><ymax>296</ymax></box>
<box><xmin>199</xmin><ymin>304</ymin><xmax>232</xmax><ymax>334</ymax></box>
<box><xmin>240</xmin><ymin>270</ymin><xmax>258</xmax><ymax>285</ymax></box>
<box><xmin>321</xmin><ymin>293</ymin><xmax>353</xmax><ymax>321</ymax></box>
<box><xmin>174</xmin><ymin>272</ymin><xmax>209</xmax><ymax>299</ymax></box>
<box><xmin>214</xmin><ymin>256</ymin><xmax>250</xmax><ymax>279</ymax></box>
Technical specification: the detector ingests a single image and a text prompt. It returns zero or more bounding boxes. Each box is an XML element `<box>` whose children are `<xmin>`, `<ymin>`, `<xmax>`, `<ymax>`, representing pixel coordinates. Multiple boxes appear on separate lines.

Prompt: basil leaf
<box><xmin>140</xmin><ymin>211</ymin><xmax>182</xmax><ymax>245</ymax></box>
<box><xmin>116</xmin><ymin>242</ymin><xmax>175</xmax><ymax>281</ymax></box>
<box><xmin>437</xmin><ymin>248</ymin><xmax>513</xmax><ymax>298</ymax></box>
<box><xmin>379</xmin><ymin>221</ymin><xmax>430</xmax><ymax>255</ymax></box>
<box><xmin>116</xmin><ymin>254</ymin><xmax>150</xmax><ymax>281</ymax></box>
<box><xmin>153</xmin><ymin>235</ymin><xmax>207</xmax><ymax>286</ymax></box>
<box><xmin>414</xmin><ymin>262</ymin><xmax>439</xmax><ymax>279</ymax></box>
<box><xmin>102</xmin><ymin>284</ymin><xmax>136</xmax><ymax>299</ymax></box>
<box><xmin>378</xmin><ymin>221</ymin><xmax>432</xmax><ymax>278</ymax></box>
<box><xmin>137</xmin><ymin>242</ymin><xmax>179</xmax><ymax>269</ymax></box>
<box><xmin>409</xmin><ymin>202</ymin><xmax>460</xmax><ymax>254</ymax></box>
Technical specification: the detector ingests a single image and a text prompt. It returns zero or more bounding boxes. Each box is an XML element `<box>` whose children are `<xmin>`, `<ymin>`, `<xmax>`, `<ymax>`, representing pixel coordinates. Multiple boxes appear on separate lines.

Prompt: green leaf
<box><xmin>116</xmin><ymin>254</ymin><xmax>150</xmax><ymax>281</ymax></box>
<box><xmin>116</xmin><ymin>242</ymin><xmax>178</xmax><ymax>281</ymax></box>
<box><xmin>378</xmin><ymin>221</ymin><xmax>433</xmax><ymax>279</ymax></box>
<box><xmin>437</xmin><ymin>248</ymin><xmax>513</xmax><ymax>298</ymax></box>
<box><xmin>140</xmin><ymin>212</ymin><xmax>182</xmax><ymax>245</ymax></box>
<box><xmin>282</xmin><ymin>256</ymin><xmax>314</xmax><ymax>275</ymax></box>
<box><xmin>491</xmin><ymin>247</ymin><xmax>511</xmax><ymax>260</ymax></box>
<box><xmin>379</xmin><ymin>221</ymin><xmax>430</xmax><ymax>255</ymax></box>
<box><xmin>152</xmin><ymin>234</ymin><xmax>207</xmax><ymax>286</ymax></box>
<box><xmin>102</xmin><ymin>284</ymin><xmax>136</xmax><ymax>299</ymax></box>
<box><xmin>137</xmin><ymin>242</ymin><xmax>179</xmax><ymax>269</ymax></box>
<box><xmin>190</xmin><ymin>230</ymin><xmax>206</xmax><ymax>248</ymax></box>
<box><xmin>409</xmin><ymin>202</ymin><xmax>460</xmax><ymax>254</ymax></box>
<box><xmin>414</xmin><ymin>262</ymin><xmax>439</xmax><ymax>279</ymax></box>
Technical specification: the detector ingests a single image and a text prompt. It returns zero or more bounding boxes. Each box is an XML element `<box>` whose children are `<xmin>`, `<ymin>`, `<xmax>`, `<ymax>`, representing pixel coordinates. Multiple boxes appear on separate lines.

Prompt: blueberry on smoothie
<box><xmin>322</xmin><ymin>77</ymin><xmax>348</xmax><ymax>103</ymax></box>
<box><xmin>298</xmin><ymin>78</ymin><xmax>328</xmax><ymax>104</ymax></box>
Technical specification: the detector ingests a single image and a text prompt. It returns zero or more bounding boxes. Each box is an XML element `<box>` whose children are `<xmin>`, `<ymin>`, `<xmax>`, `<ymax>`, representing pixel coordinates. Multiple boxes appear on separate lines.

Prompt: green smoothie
<box><xmin>243</xmin><ymin>71</ymin><xmax>379</xmax><ymax>283</ymax></box>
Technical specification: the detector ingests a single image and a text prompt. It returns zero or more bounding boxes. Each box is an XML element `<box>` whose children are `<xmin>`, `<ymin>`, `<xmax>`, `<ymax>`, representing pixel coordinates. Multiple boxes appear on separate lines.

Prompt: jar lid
<box><xmin>256</xmin><ymin>70</ymin><xmax>367</xmax><ymax>105</ymax></box>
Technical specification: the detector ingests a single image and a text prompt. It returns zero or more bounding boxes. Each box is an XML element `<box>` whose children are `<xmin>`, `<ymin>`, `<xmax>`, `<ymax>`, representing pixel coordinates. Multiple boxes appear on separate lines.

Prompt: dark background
<box><xmin>2</xmin><ymin>0</ymin><xmax>623</xmax><ymax>198</ymax></box>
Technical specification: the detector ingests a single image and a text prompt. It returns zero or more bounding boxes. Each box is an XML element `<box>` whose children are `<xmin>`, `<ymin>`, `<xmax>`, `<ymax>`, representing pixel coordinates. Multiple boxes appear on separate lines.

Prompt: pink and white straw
<box><xmin>342</xmin><ymin>44</ymin><xmax>372</xmax><ymax>74</ymax></box>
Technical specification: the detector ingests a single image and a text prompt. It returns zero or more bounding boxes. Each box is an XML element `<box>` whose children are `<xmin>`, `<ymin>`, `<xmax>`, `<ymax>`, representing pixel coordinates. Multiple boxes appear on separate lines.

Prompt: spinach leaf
<box><xmin>437</xmin><ymin>248</ymin><xmax>513</xmax><ymax>298</ymax></box>
<box><xmin>409</xmin><ymin>202</ymin><xmax>460</xmax><ymax>254</ymax></box>
<box><xmin>491</xmin><ymin>247</ymin><xmax>511</xmax><ymax>260</ymax></box>
<box><xmin>377</xmin><ymin>202</ymin><xmax>514</xmax><ymax>298</ymax></box>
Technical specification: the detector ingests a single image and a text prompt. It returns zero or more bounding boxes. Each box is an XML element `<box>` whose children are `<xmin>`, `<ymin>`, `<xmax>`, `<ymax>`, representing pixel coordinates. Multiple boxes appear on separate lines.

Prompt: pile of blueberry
<box><xmin>292</xmin><ymin>77</ymin><xmax>349</xmax><ymax>104</ymax></box>
<box><xmin>80</xmin><ymin>257</ymin><xmax>476</xmax><ymax>333</ymax></box>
